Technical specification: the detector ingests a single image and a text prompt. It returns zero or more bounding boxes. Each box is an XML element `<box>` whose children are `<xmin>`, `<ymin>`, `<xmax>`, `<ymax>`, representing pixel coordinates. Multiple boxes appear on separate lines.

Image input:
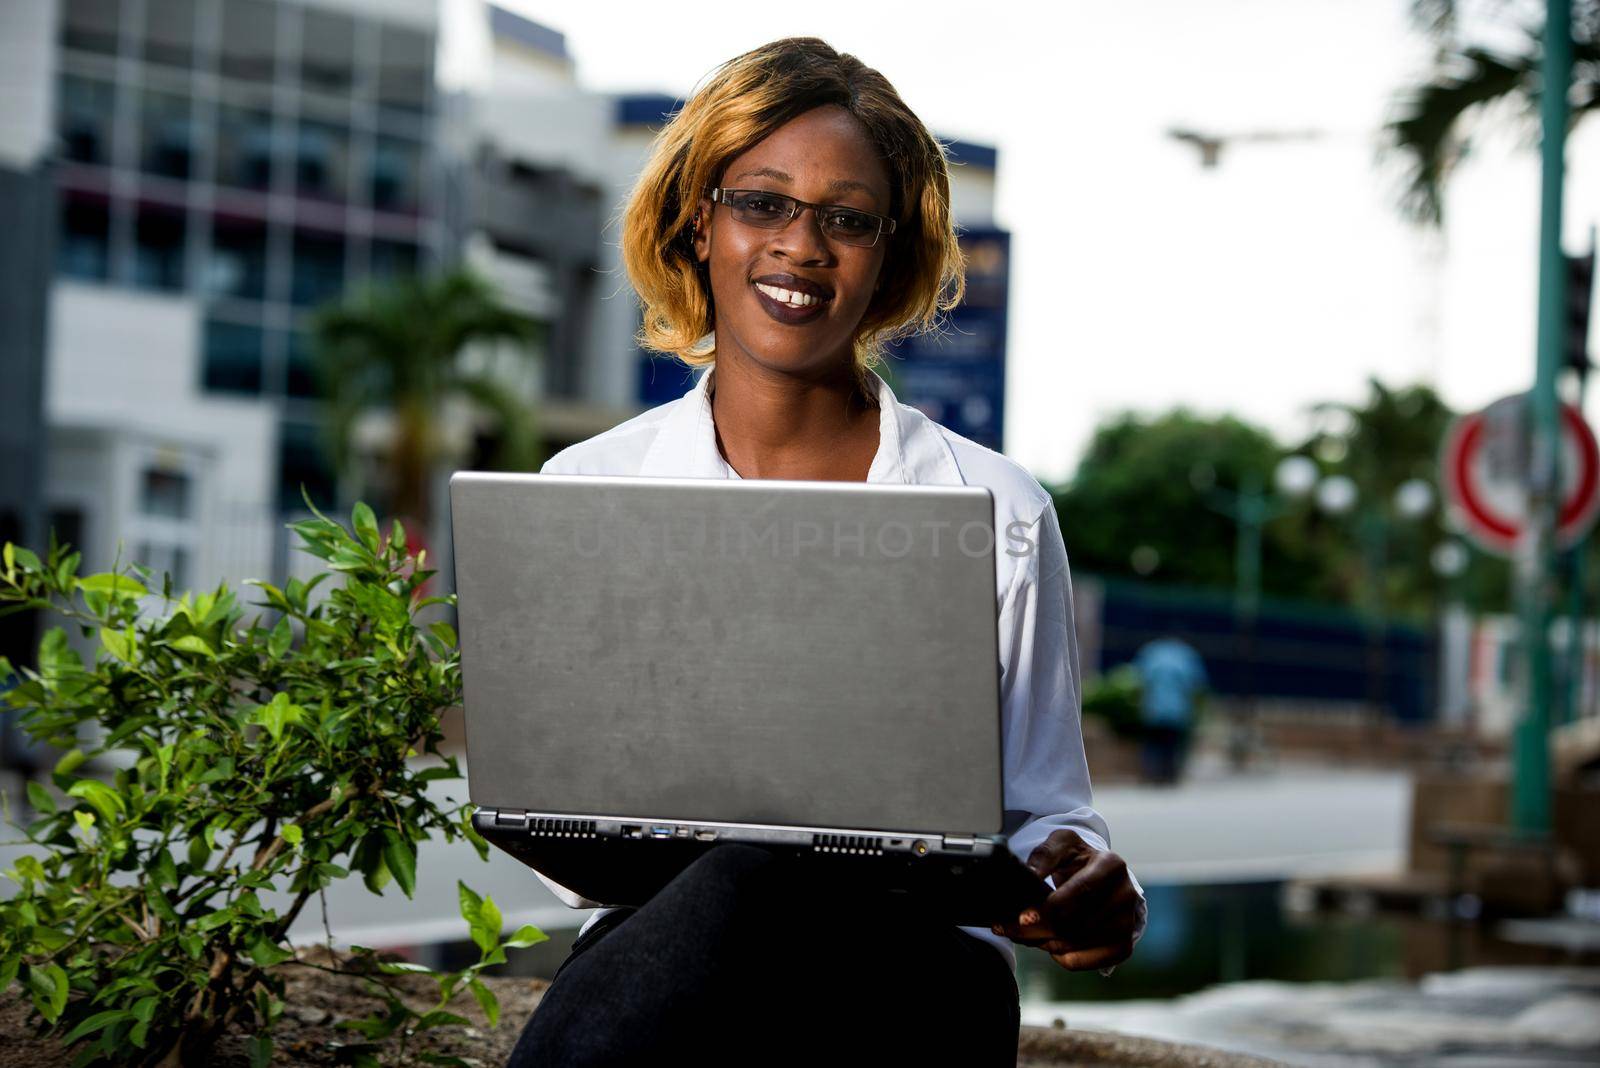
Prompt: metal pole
<box><xmin>1514</xmin><ymin>0</ymin><xmax>1571</xmax><ymax>834</ymax></box>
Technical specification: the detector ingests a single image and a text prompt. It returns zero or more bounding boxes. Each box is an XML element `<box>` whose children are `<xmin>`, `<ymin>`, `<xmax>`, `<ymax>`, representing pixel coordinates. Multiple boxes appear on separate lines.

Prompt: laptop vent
<box><xmin>529</xmin><ymin>818</ymin><xmax>597</xmax><ymax>839</ymax></box>
<box><xmin>812</xmin><ymin>833</ymin><xmax>884</xmax><ymax>856</ymax></box>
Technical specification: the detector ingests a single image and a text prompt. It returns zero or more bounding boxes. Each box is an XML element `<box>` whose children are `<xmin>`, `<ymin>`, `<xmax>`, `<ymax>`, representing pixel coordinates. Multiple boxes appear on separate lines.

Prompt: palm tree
<box><xmin>1386</xmin><ymin>0</ymin><xmax>1600</xmax><ymax>225</ymax></box>
<box><xmin>312</xmin><ymin>268</ymin><xmax>544</xmax><ymax>533</ymax></box>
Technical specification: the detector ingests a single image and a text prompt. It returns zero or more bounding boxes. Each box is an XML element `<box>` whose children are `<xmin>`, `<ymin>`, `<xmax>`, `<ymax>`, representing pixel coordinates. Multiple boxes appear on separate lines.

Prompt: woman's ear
<box><xmin>692</xmin><ymin>196</ymin><xmax>713</xmax><ymax>264</ymax></box>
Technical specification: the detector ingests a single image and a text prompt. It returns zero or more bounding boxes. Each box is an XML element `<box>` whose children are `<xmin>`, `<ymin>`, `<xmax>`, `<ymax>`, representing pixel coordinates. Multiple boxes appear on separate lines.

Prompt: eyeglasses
<box><xmin>708</xmin><ymin>188</ymin><xmax>896</xmax><ymax>248</ymax></box>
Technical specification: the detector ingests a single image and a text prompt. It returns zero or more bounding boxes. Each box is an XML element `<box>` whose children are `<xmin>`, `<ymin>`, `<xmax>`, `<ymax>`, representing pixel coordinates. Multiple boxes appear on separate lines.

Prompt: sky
<box><xmin>486</xmin><ymin>0</ymin><xmax>1600</xmax><ymax>485</ymax></box>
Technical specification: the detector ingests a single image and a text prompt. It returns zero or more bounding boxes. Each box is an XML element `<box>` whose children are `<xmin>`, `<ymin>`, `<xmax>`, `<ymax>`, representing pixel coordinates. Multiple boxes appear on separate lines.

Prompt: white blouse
<box><xmin>536</xmin><ymin>366</ymin><xmax>1143</xmax><ymax>969</ymax></box>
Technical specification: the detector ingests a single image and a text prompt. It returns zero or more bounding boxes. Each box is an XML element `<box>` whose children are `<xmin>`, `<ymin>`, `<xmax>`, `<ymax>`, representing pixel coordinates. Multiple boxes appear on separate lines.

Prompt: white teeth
<box><xmin>755</xmin><ymin>283</ymin><xmax>820</xmax><ymax>308</ymax></box>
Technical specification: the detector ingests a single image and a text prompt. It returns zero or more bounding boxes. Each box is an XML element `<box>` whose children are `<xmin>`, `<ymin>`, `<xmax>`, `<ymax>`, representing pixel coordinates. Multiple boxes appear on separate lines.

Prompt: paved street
<box><xmin>1</xmin><ymin>760</ymin><xmax>1414</xmax><ymax>949</ymax></box>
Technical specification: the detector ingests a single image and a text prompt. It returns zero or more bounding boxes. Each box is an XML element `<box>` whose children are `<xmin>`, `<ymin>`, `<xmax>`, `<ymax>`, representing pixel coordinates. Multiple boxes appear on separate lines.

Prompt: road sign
<box><xmin>1441</xmin><ymin>393</ymin><xmax>1600</xmax><ymax>555</ymax></box>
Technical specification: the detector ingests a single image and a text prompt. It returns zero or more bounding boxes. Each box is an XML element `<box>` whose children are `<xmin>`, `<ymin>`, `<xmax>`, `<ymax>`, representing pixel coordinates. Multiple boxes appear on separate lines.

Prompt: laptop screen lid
<box><xmin>450</xmin><ymin>472</ymin><xmax>1004</xmax><ymax>836</ymax></box>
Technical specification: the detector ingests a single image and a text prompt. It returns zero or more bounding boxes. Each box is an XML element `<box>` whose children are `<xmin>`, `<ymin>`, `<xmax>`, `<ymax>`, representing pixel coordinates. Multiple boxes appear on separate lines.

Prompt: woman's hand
<box><xmin>991</xmin><ymin>829</ymin><xmax>1144</xmax><ymax>971</ymax></box>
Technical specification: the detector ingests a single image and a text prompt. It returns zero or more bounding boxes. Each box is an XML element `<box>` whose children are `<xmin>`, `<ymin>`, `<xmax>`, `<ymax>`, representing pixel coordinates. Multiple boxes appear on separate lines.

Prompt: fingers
<box><xmin>1026</xmin><ymin>829</ymin><xmax>1091</xmax><ymax>881</ymax></box>
<box><xmin>1040</xmin><ymin>852</ymin><xmax>1137</xmax><ymax>938</ymax></box>
<box><xmin>1050</xmin><ymin>941</ymin><xmax>1134</xmax><ymax>972</ymax></box>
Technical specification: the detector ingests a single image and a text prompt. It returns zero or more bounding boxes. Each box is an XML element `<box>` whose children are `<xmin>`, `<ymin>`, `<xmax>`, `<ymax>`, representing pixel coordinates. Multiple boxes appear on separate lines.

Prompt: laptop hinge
<box><xmin>942</xmin><ymin>834</ymin><xmax>976</xmax><ymax>851</ymax></box>
<box><xmin>493</xmin><ymin>808</ymin><xmax>528</xmax><ymax>828</ymax></box>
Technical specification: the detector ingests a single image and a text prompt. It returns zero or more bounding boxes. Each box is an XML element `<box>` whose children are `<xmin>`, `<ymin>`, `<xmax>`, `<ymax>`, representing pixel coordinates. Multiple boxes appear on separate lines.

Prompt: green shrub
<box><xmin>1081</xmin><ymin>664</ymin><xmax>1147</xmax><ymax>740</ymax></box>
<box><xmin>0</xmin><ymin>501</ymin><xmax>542</xmax><ymax>1066</ymax></box>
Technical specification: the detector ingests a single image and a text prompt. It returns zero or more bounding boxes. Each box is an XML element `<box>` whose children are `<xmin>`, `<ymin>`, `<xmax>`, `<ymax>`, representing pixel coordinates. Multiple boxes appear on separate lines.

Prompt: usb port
<box><xmin>674</xmin><ymin>827</ymin><xmax>691</xmax><ymax>838</ymax></box>
<box><xmin>694</xmin><ymin>829</ymin><xmax>717</xmax><ymax>842</ymax></box>
<box><xmin>650</xmin><ymin>826</ymin><xmax>674</xmax><ymax>838</ymax></box>
<box><xmin>622</xmin><ymin>825</ymin><xmax>642</xmax><ymax>838</ymax></box>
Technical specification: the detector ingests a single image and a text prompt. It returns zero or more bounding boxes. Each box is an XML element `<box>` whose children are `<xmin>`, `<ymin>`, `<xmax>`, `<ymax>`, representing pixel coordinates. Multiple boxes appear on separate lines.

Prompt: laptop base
<box><xmin>475</xmin><ymin>811</ymin><xmax>1049</xmax><ymax>928</ymax></box>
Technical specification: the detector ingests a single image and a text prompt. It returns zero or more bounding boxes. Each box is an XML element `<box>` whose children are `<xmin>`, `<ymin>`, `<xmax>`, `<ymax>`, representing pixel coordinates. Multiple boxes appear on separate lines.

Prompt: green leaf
<box><xmin>62</xmin><ymin>1009</ymin><xmax>132</xmax><ymax>1045</ymax></box>
<box><xmin>131</xmin><ymin>996</ymin><xmax>159</xmax><ymax>1025</ymax></box>
<box><xmin>375</xmin><ymin>960</ymin><xmax>432</xmax><ymax>975</ymax></box>
<box><xmin>25</xmin><ymin>781</ymin><xmax>55</xmax><ymax>814</ymax></box>
<box><xmin>245</xmin><ymin>937</ymin><xmax>294</xmax><ymax>967</ymax></box>
<box><xmin>381</xmin><ymin>830</ymin><xmax>416</xmax><ymax>898</ymax></box>
<box><xmin>472</xmin><ymin>895</ymin><xmax>502</xmax><ymax>955</ymax></box>
<box><xmin>12</xmin><ymin>854</ymin><xmax>46</xmax><ymax>885</ymax></box>
<box><xmin>53</xmin><ymin>748</ymin><xmax>86</xmax><ymax>778</ymax></box>
<box><xmin>469</xmin><ymin>977</ymin><xmax>500</xmax><ymax>1027</ymax></box>
<box><xmin>145</xmin><ymin>884</ymin><xmax>179</xmax><ymax>925</ymax></box>
<box><xmin>246</xmin><ymin>1032</ymin><xmax>273</xmax><ymax>1068</ymax></box>
<box><xmin>27</xmin><ymin>962</ymin><xmax>68</xmax><ymax>1023</ymax></box>
<box><xmin>169</xmin><ymin>634</ymin><xmax>217</xmax><ymax>658</ymax></box>
<box><xmin>195</xmin><ymin>907</ymin><xmax>234</xmax><ymax>933</ymax></box>
<box><xmin>282</xmin><ymin>823</ymin><xmax>303</xmax><ymax>847</ymax></box>
<box><xmin>67</xmin><ymin>779</ymin><xmax>125</xmax><ymax>821</ymax></box>
<box><xmin>428</xmin><ymin>621</ymin><xmax>458</xmax><ymax>648</ymax></box>
<box><xmin>503</xmin><ymin>924</ymin><xmax>548</xmax><ymax>950</ymax></box>
<box><xmin>77</xmin><ymin>572</ymin><xmax>149</xmax><ymax>599</ymax></box>
<box><xmin>10</xmin><ymin>545</ymin><xmax>42</xmax><ymax>572</ymax></box>
<box><xmin>457</xmin><ymin>881</ymin><xmax>482</xmax><ymax>926</ymax></box>
<box><xmin>415</xmin><ymin>1009</ymin><xmax>471</xmax><ymax>1030</ymax></box>
<box><xmin>151</xmin><ymin>848</ymin><xmax>178</xmax><ymax>889</ymax></box>
<box><xmin>73</xmin><ymin>810</ymin><xmax>95</xmax><ymax>836</ymax></box>
<box><xmin>352</xmin><ymin>502</ymin><xmax>380</xmax><ymax>551</ymax></box>
<box><xmin>268</xmin><ymin>616</ymin><xmax>292</xmax><ymax>659</ymax></box>
<box><xmin>186</xmin><ymin>835</ymin><xmax>211</xmax><ymax>869</ymax></box>
<box><xmin>98</xmin><ymin>627</ymin><xmax>132</xmax><ymax>663</ymax></box>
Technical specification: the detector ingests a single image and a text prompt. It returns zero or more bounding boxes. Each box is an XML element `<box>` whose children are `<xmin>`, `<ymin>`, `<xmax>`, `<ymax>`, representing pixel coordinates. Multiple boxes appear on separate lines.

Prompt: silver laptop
<box><xmin>449</xmin><ymin>472</ymin><xmax>1045</xmax><ymax>923</ymax></box>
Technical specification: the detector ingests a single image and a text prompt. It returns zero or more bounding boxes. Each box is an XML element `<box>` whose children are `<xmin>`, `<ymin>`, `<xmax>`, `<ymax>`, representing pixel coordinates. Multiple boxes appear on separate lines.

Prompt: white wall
<box><xmin>0</xmin><ymin>0</ymin><xmax>57</xmax><ymax>170</ymax></box>
<box><xmin>46</xmin><ymin>284</ymin><xmax>279</xmax><ymax>589</ymax></box>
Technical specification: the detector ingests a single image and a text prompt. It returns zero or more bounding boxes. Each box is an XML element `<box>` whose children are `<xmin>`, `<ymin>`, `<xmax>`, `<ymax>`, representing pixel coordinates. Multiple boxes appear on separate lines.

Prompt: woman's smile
<box><xmin>751</xmin><ymin>272</ymin><xmax>834</xmax><ymax>325</ymax></box>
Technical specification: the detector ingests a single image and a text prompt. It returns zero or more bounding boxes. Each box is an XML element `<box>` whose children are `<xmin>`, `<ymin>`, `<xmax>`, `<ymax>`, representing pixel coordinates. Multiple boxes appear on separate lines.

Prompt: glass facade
<box><xmin>54</xmin><ymin>0</ymin><xmax>436</xmax><ymax>306</ymax></box>
<box><xmin>53</xmin><ymin>0</ymin><xmax>439</xmax><ymax>504</ymax></box>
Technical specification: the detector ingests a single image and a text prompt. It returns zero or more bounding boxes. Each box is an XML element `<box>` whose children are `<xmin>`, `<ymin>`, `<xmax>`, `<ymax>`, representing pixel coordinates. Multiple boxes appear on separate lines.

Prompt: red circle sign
<box><xmin>1441</xmin><ymin>395</ymin><xmax>1600</xmax><ymax>556</ymax></box>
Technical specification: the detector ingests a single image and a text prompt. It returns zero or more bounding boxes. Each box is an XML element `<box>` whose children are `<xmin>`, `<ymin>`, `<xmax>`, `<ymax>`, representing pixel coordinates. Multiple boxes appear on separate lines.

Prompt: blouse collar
<box><xmin>636</xmin><ymin>365</ymin><xmax>965</xmax><ymax>486</ymax></box>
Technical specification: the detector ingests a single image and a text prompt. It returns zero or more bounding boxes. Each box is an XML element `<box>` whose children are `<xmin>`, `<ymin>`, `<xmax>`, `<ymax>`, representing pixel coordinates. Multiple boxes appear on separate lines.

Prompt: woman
<box><xmin>507</xmin><ymin>37</ymin><xmax>1145</xmax><ymax>1066</ymax></box>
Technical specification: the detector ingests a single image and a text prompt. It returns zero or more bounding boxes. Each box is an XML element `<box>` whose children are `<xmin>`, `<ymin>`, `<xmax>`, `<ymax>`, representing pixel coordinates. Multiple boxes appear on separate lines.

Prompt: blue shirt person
<box><xmin>1133</xmin><ymin>637</ymin><xmax>1208</xmax><ymax>783</ymax></box>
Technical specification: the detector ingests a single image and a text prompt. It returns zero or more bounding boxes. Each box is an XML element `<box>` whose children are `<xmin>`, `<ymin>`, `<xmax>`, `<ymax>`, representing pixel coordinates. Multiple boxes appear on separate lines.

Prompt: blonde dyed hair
<box><xmin>620</xmin><ymin>37</ymin><xmax>966</xmax><ymax>378</ymax></box>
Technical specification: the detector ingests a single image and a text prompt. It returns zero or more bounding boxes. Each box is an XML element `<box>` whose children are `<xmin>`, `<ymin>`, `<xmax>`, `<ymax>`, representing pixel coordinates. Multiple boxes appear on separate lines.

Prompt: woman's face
<box><xmin>694</xmin><ymin>104</ymin><xmax>892</xmax><ymax>381</ymax></box>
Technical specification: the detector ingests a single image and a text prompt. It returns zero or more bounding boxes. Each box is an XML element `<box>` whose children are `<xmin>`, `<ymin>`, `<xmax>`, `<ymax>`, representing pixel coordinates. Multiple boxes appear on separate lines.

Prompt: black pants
<box><xmin>506</xmin><ymin>844</ymin><xmax>1020</xmax><ymax>1066</ymax></box>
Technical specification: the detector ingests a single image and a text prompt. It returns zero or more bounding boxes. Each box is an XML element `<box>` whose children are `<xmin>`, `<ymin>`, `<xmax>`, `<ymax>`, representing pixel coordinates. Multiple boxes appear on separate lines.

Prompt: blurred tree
<box><xmin>1294</xmin><ymin>377</ymin><xmax>1512</xmax><ymax>617</ymax></box>
<box><xmin>1053</xmin><ymin>411</ymin><xmax>1336</xmax><ymax>599</ymax></box>
<box><xmin>313</xmin><ymin>269</ymin><xmax>544</xmax><ymax>532</ymax></box>
<box><xmin>1386</xmin><ymin>0</ymin><xmax>1600</xmax><ymax>225</ymax></box>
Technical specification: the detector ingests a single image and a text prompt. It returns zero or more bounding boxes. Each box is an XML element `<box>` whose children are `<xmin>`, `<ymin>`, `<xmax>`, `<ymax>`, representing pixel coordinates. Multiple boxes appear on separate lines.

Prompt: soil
<box><xmin>0</xmin><ymin>951</ymin><xmax>1278</xmax><ymax>1067</ymax></box>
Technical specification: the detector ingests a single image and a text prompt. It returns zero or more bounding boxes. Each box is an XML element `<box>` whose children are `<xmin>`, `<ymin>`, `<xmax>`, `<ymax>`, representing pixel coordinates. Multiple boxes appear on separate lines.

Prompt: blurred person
<box><xmin>1133</xmin><ymin>636</ymin><xmax>1208</xmax><ymax>785</ymax></box>
<box><xmin>504</xmin><ymin>38</ymin><xmax>1144</xmax><ymax>1066</ymax></box>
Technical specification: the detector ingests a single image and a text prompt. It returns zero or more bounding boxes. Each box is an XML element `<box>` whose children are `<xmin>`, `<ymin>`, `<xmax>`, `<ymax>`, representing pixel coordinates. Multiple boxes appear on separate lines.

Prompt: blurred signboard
<box><xmin>638</xmin><ymin>227</ymin><xmax>1012</xmax><ymax>453</ymax></box>
<box><xmin>881</xmin><ymin>228</ymin><xmax>1011</xmax><ymax>452</ymax></box>
<box><xmin>1441</xmin><ymin>393</ymin><xmax>1600</xmax><ymax>555</ymax></box>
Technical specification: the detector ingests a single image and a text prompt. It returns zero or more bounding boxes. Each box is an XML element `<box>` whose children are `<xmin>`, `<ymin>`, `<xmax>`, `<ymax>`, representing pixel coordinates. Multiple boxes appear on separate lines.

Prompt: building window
<box><xmin>295</xmin><ymin>121</ymin><xmax>351</xmax><ymax>202</ymax></box>
<box><xmin>290</xmin><ymin>228</ymin><xmax>345</xmax><ymax>307</ymax></box>
<box><xmin>219</xmin><ymin>0</ymin><xmax>278</xmax><ymax>83</ymax></box>
<box><xmin>216</xmin><ymin>105</ymin><xmax>276</xmax><ymax>191</ymax></box>
<box><xmin>137</xmin><ymin>542</ymin><xmax>190</xmax><ymax>591</ymax></box>
<box><xmin>202</xmin><ymin>316</ymin><xmax>266</xmax><ymax>394</ymax></box>
<box><xmin>57</xmin><ymin>75</ymin><xmax>117</xmax><ymax>167</ymax></box>
<box><xmin>61</xmin><ymin>0</ymin><xmax>122</xmax><ymax>58</ymax></box>
<box><xmin>370</xmin><ymin>135</ymin><xmax>423</xmax><ymax>213</ymax></box>
<box><xmin>370</xmin><ymin>238</ymin><xmax>420</xmax><ymax>281</ymax></box>
<box><xmin>133</xmin><ymin>202</ymin><xmax>187</xmax><ymax>291</ymax></box>
<box><xmin>377</xmin><ymin>26</ymin><xmax>432</xmax><ymax>120</ymax></box>
<box><xmin>58</xmin><ymin>191</ymin><xmax>111</xmax><ymax>281</ymax></box>
<box><xmin>140</xmin><ymin>468</ymin><xmax>192</xmax><ymax>519</ymax></box>
<box><xmin>204</xmin><ymin>213</ymin><xmax>268</xmax><ymax>300</ymax></box>
<box><xmin>142</xmin><ymin>0</ymin><xmax>199</xmax><ymax>70</ymax></box>
<box><xmin>300</xmin><ymin>9</ymin><xmax>357</xmax><ymax>96</ymax></box>
<box><xmin>139</xmin><ymin>90</ymin><xmax>195</xmax><ymax>180</ymax></box>
<box><xmin>286</xmin><ymin>330</ymin><xmax>319</xmax><ymax>399</ymax></box>
<box><xmin>278</xmin><ymin>420</ymin><xmax>337</xmax><ymax>512</ymax></box>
